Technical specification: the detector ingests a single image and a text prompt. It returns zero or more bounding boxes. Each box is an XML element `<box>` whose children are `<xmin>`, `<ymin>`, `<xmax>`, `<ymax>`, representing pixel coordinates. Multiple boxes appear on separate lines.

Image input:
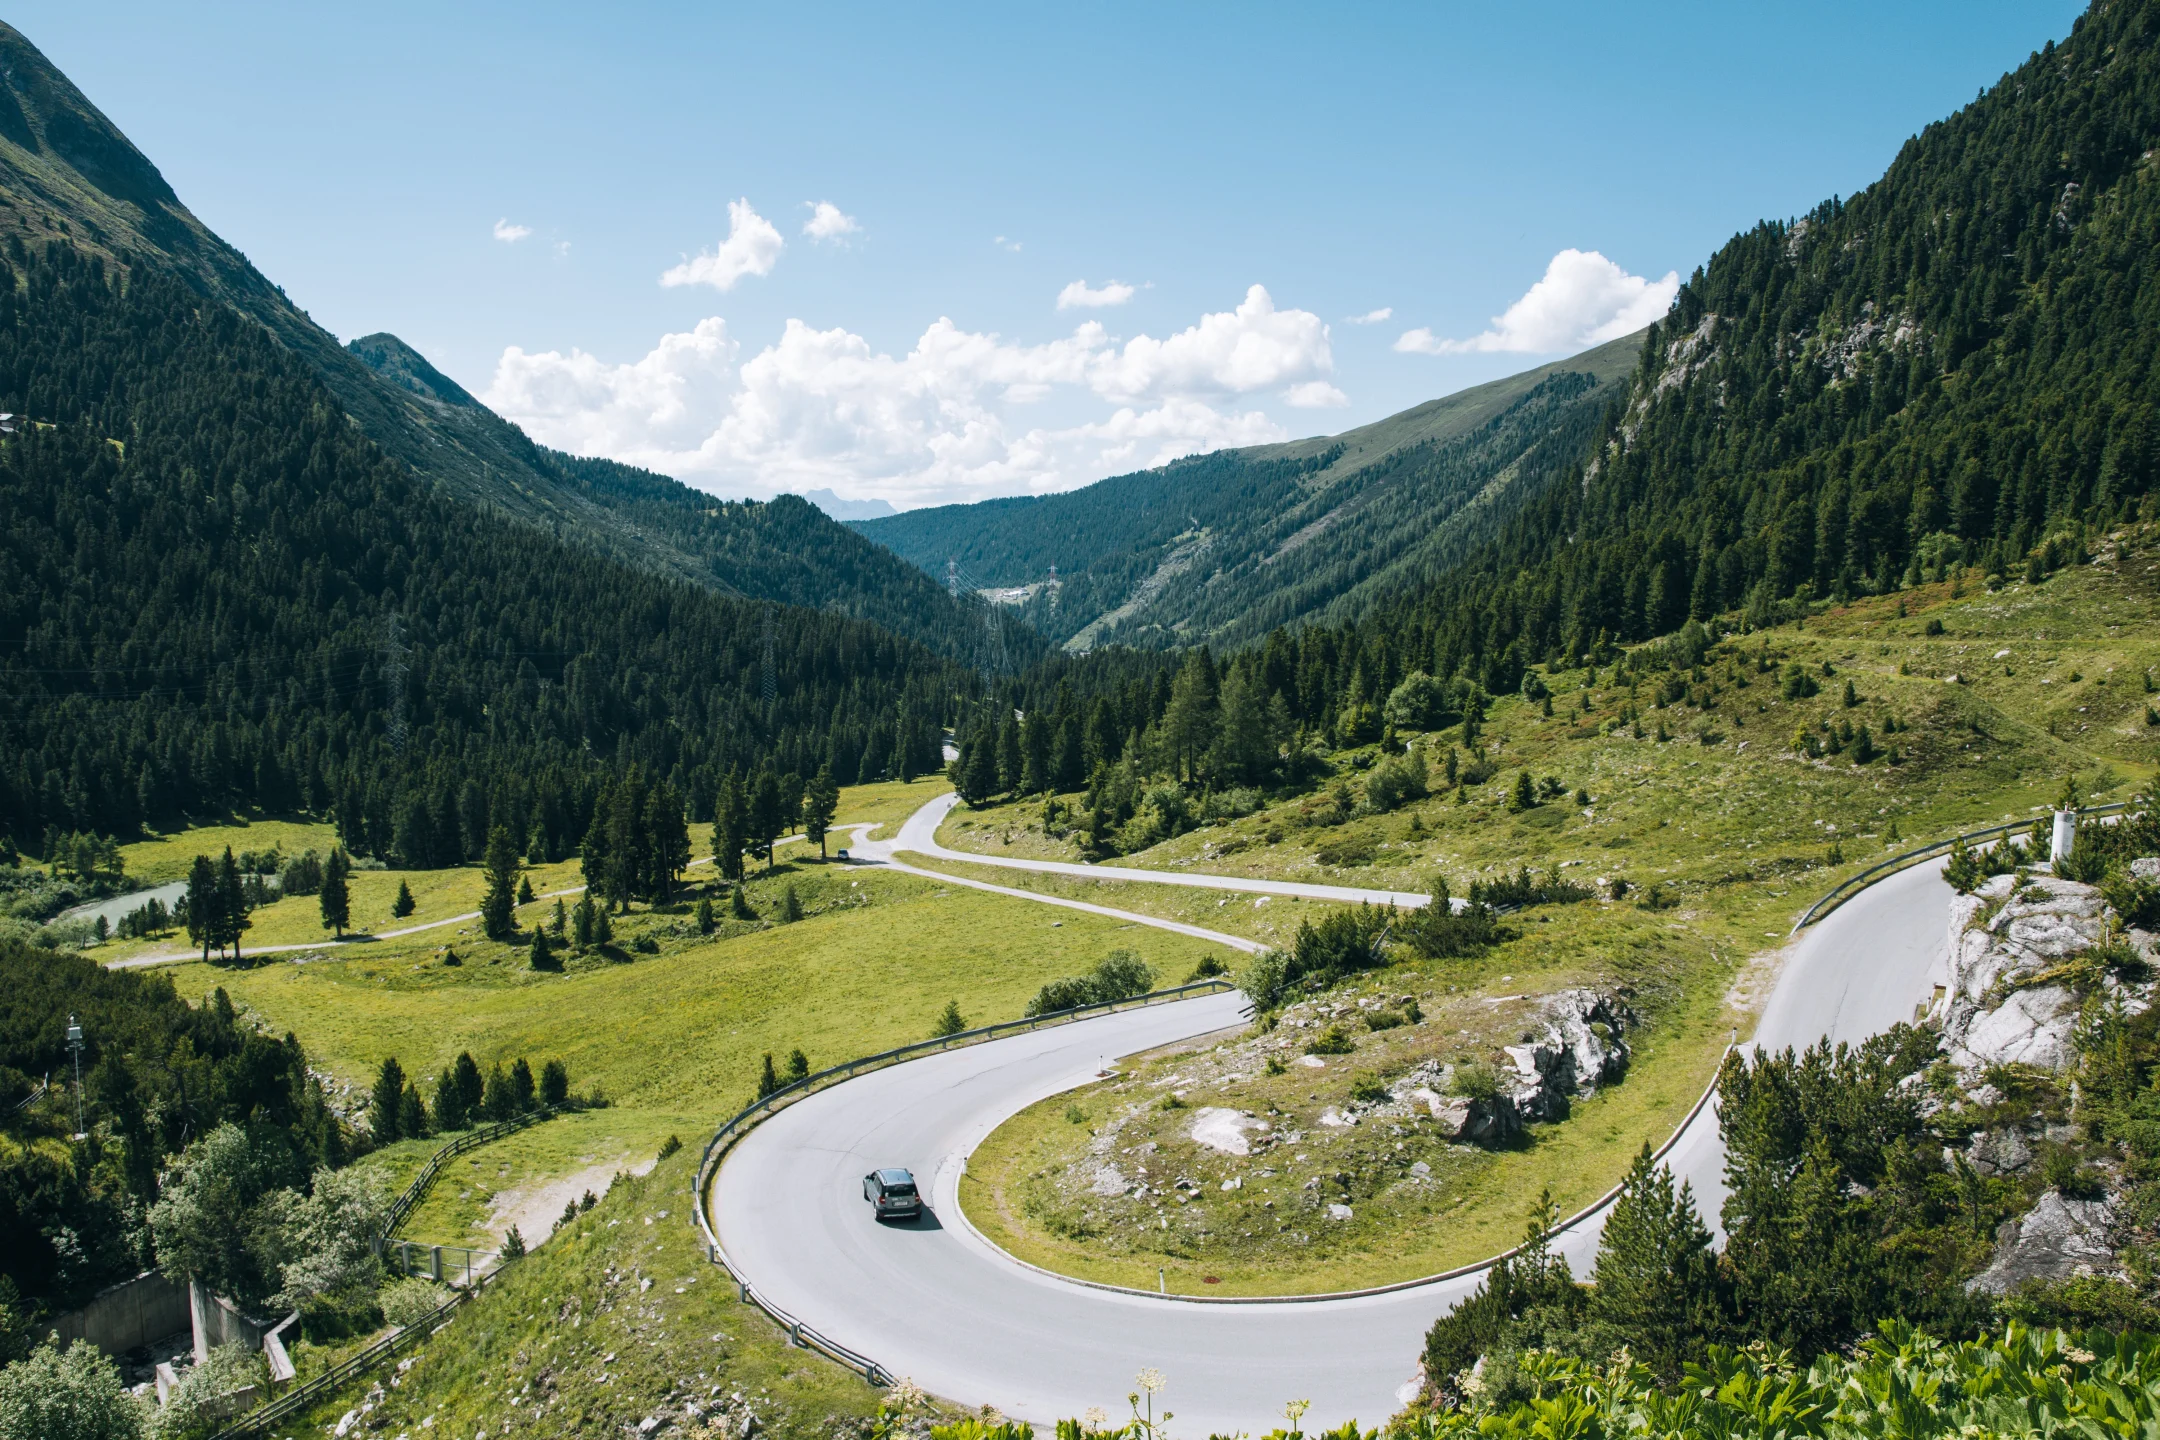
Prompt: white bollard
<box><xmin>2052</xmin><ymin>810</ymin><xmax>2077</xmax><ymax>869</ymax></box>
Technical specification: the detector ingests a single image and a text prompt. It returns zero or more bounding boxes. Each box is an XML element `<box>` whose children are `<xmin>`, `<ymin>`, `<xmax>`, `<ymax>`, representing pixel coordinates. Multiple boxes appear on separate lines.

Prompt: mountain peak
<box><xmin>348</xmin><ymin>333</ymin><xmax>483</xmax><ymax>413</ymax></box>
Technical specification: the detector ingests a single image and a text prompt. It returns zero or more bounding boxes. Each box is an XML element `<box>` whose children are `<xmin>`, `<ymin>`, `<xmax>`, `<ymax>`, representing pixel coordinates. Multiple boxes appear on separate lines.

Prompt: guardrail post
<box><xmin>739</xmin><ymin>1280</ymin><xmax>750</xmax><ymax>1303</ymax></box>
<box><xmin>789</xmin><ymin>1321</ymin><xmax>803</xmax><ymax>1347</ymax></box>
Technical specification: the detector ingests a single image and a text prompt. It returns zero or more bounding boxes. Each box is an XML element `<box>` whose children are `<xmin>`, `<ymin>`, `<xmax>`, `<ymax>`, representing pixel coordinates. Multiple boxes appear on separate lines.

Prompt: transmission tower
<box><xmin>946</xmin><ymin>558</ymin><xmax>961</xmax><ymax>599</ymax></box>
<box><xmin>381</xmin><ymin>610</ymin><xmax>408</xmax><ymax>755</ymax></box>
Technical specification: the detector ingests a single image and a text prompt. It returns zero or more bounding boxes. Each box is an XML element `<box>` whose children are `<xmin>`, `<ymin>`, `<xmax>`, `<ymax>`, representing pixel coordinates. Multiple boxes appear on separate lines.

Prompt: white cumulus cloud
<box><xmin>492</xmin><ymin>218</ymin><xmax>532</xmax><ymax>243</ymax></box>
<box><xmin>1396</xmin><ymin>249</ymin><xmax>1677</xmax><ymax>355</ymax></box>
<box><xmin>1345</xmin><ymin>307</ymin><xmax>1392</xmax><ymax>324</ymax></box>
<box><xmin>482</xmin><ymin>285</ymin><xmax>1338</xmax><ymax>508</ymax></box>
<box><xmin>993</xmin><ymin>235</ymin><xmax>1022</xmax><ymax>252</ymax></box>
<box><xmin>802</xmin><ymin>201</ymin><xmax>860</xmax><ymax>241</ymax></box>
<box><xmin>660</xmin><ymin>199</ymin><xmax>786</xmax><ymax>291</ymax></box>
<box><xmin>1056</xmin><ymin>278</ymin><xmax>1137</xmax><ymax>310</ymax></box>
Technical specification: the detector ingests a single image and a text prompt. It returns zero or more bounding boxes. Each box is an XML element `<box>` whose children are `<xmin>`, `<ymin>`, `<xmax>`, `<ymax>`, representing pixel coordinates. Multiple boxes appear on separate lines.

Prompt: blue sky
<box><xmin>23</xmin><ymin>1</ymin><xmax>2084</xmax><ymax>510</ymax></box>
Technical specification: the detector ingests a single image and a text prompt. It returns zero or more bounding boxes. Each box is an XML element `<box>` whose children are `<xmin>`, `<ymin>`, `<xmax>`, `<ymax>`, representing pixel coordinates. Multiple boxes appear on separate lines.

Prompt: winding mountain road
<box><xmin>872</xmin><ymin>791</ymin><xmax>1434</xmax><ymax>908</ymax></box>
<box><xmin>710</xmin><ymin>840</ymin><xmax>1955</xmax><ymax>1434</ymax></box>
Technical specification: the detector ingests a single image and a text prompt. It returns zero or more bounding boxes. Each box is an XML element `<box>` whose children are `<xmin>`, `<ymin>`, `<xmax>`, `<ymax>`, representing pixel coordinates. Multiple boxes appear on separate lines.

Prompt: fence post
<box><xmin>430</xmin><ymin>1246</ymin><xmax>443</xmax><ymax>1283</ymax></box>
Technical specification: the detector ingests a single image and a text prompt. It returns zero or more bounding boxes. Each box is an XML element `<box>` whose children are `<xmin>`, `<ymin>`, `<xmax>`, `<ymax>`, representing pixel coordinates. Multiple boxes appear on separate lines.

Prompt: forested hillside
<box><xmin>345</xmin><ymin>334</ymin><xmax>1041</xmax><ymax>667</ymax></box>
<box><xmin>0</xmin><ymin>243</ymin><xmax>958</xmax><ymax>852</ymax></box>
<box><xmin>0</xmin><ymin>20</ymin><xmax>1020</xmax><ymax>666</ymax></box>
<box><xmin>1311</xmin><ymin>0</ymin><xmax>2160</xmax><ymax>705</ymax></box>
<box><xmin>854</xmin><ymin>331</ymin><xmax>1641</xmax><ymax>649</ymax></box>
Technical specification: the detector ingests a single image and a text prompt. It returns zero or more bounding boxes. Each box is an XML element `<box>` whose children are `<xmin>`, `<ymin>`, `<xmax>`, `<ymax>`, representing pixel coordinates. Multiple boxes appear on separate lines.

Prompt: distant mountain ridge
<box><xmin>0</xmin><ymin>20</ymin><xmax>1029</xmax><ymax>668</ymax></box>
<box><xmin>852</xmin><ymin>330</ymin><xmax>1644</xmax><ymax>650</ymax></box>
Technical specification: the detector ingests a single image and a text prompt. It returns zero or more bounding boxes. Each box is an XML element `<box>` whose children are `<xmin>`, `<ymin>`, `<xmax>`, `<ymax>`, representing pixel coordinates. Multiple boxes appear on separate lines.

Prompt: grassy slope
<box><xmin>279</xmin><ymin>1144</ymin><xmax>892</xmax><ymax>1440</ymax></box>
<box><xmin>947</xmin><ymin>539</ymin><xmax>2160</xmax><ymax>1293</ymax></box>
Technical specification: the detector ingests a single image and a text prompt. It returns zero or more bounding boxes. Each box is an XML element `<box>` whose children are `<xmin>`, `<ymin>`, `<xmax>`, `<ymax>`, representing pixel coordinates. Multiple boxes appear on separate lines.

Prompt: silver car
<box><xmin>862</xmin><ymin>1167</ymin><xmax>922</xmax><ymax>1220</ymax></box>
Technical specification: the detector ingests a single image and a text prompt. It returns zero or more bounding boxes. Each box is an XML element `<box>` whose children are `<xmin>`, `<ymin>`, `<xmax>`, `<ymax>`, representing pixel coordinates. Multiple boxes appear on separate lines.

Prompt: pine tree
<box><xmin>581</xmin><ymin>780</ymin><xmax>616</xmax><ymax>909</ymax></box>
<box><xmin>452</xmin><ymin>1052</ymin><xmax>485</xmax><ymax>1120</ymax></box>
<box><xmin>647</xmin><ymin>781</ymin><xmax>691</xmax><ymax>901</ymax></box>
<box><xmin>593</xmin><ymin>903</ymin><xmax>613</xmax><ymax>946</ymax></box>
<box><xmin>213</xmin><ymin>848</ymin><xmax>250</xmax><ymax>961</ymax></box>
<box><xmin>933</xmin><ymin>999</ymin><xmax>966</xmax><ymax>1037</ymax></box>
<box><xmin>397</xmin><ymin>1082</ymin><xmax>428</xmax><ymax>1140</ymax></box>
<box><xmin>748</xmin><ymin>765</ymin><xmax>784</xmax><ymax>871</ymax></box>
<box><xmin>551</xmin><ymin>897</ymin><xmax>567</xmax><ymax>937</ymax></box>
<box><xmin>433</xmin><ymin>1067</ymin><xmax>466</xmax><ymax>1130</ymax></box>
<box><xmin>319</xmin><ymin>845</ymin><xmax>352</xmax><ymax>936</ymax></box>
<box><xmin>756</xmin><ymin>1053</ymin><xmax>781</xmax><ymax>1098</ymax></box>
<box><xmin>185</xmin><ymin>853</ymin><xmax>216</xmax><ymax>963</ymax></box>
<box><xmin>528</xmin><ymin>929</ymin><xmax>556</xmax><ymax>971</ymax></box>
<box><xmin>391</xmin><ymin>880</ymin><xmax>416</xmax><ymax>919</ymax></box>
<box><xmin>802</xmin><ymin>766</ymin><xmax>839</xmax><ymax>858</ymax></box>
<box><xmin>540</xmin><ymin>1059</ymin><xmax>569</xmax><ymax>1106</ymax></box>
<box><xmin>370</xmin><ymin>1057</ymin><xmax>407</xmax><ymax>1141</ymax></box>
<box><xmin>483</xmin><ymin>1063</ymin><xmax>515</xmax><ymax>1122</ymax></box>
<box><xmin>517</xmin><ymin>875</ymin><xmax>535</xmax><ymax>905</ymax></box>
<box><xmin>511</xmin><ymin>1058</ymin><xmax>536</xmax><ymax>1111</ymax></box>
<box><xmin>1586</xmin><ymin>1142</ymin><xmax>1724</xmax><ymax>1379</ymax></box>
<box><xmin>480</xmin><ymin>824</ymin><xmax>521</xmax><ymax>940</ymax></box>
<box><xmin>572</xmin><ymin>892</ymin><xmax>596</xmax><ymax>947</ymax></box>
<box><xmin>785</xmin><ymin>1048</ymin><xmax>810</xmax><ymax>1082</ymax></box>
<box><xmin>730</xmin><ymin>885</ymin><xmax>756</xmax><ymax>921</ymax></box>
<box><xmin>695</xmin><ymin>895</ymin><xmax>716</xmax><ymax>934</ymax></box>
<box><xmin>716</xmin><ymin>769</ymin><xmax>748</xmax><ymax>882</ymax></box>
<box><xmin>780</xmin><ymin>884</ymin><xmax>803</xmax><ymax>923</ymax></box>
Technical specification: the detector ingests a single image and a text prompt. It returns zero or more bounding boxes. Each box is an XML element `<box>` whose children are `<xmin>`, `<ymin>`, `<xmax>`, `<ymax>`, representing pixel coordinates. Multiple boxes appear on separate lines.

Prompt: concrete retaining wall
<box><xmin>51</xmin><ymin>1271</ymin><xmax>190</xmax><ymax>1356</ymax></box>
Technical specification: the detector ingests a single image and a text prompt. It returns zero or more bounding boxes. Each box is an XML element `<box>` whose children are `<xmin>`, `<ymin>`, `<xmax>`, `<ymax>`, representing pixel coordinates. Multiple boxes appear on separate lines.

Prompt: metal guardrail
<box><xmin>1791</xmin><ymin>801</ymin><xmax>2132</xmax><ymax>932</ymax></box>
<box><xmin>212</xmin><ymin>1288</ymin><xmax>468</xmax><ymax>1440</ymax></box>
<box><xmin>691</xmin><ymin>976</ymin><xmax>1243</xmax><ymax>1385</ymax></box>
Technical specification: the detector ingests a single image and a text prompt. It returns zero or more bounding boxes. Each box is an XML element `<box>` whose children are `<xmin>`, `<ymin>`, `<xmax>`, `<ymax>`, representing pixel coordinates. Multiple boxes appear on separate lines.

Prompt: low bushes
<box><xmin>1025</xmin><ymin>950</ymin><xmax>1155</xmax><ymax>1017</ymax></box>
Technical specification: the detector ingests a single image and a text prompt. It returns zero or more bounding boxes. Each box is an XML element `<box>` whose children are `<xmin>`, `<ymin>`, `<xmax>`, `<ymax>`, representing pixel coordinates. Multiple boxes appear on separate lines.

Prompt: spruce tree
<box><xmin>391</xmin><ymin>879</ymin><xmax>416</xmax><ymax>918</ymax></box>
<box><xmin>785</xmin><ymin>1048</ymin><xmax>810</xmax><ymax>1082</ymax></box>
<box><xmin>695</xmin><ymin>896</ymin><xmax>716</xmax><ymax>935</ymax></box>
<box><xmin>572</xmin><ymin>892</ymin><xmax>596</xmax><ymax>947</ymax></box>
<box><xmin>756</xmin><ymin>1053</ymin><xmax>781</xmax><ymax>1098</ymax></box>
<box><xmin>319</xmin><ymin>845</ymin><xmax>352</xmax><ymax>936</ymax></box>
<box><xmin>933</xmin><ymin>999</ymin><xmax>966</xmax><ymax>1037</ymax></box>
<box><xmin>214</xmin><ymin>847</ymin><xmax>250</xmax><ymax>961</ymax></box>
<box><xmin>730</xmin><ymin>884</ymin><xmax>756</xmax><ymax>921</ymax></box>
<box><xmin>540</xmin><ymin>1059</ymin><xmax>569</xmax><ymax>1106</ymax></box>
<box><xmin>551</xmin><ymin>897</ymin><xmax>567</xmax><ymax>937</ymax></box>
<box><xmin>483</xmin><ymin>1063</ymin><xmax>515</xmax><ymax>1122</ymax></box>
<box><xmin>433</xmin><ymin>1067</ymin><xmax>466</xmax><ymax>1130</ymax></box>
<box><xmin>580</xmin><ymin>785</ymin><xmax>615</xmax><ymax>910</ymax></box>
<box><xmin>647</xmin><ymin>781</ymin><xmax>691</xmax><ymax>901</ymax></box>
<box><xmin>480</xmin><ymin>824</ymin><xmax>521</xmax><ymax>940</ymax></box>
<box><xmin>370</xmin><ymin>1057</ymin><xmax>407</xmax><ymax>1141</ymax></box>
<box><xmin>528</xmin><ymin>929</ymin><xmax>555</xmax><ymax>971</ymax></box>
<box><xmin>1586</xmin><ymin>1142</ymin><xmax>1723</xmax><ymax>1379</ymax></box>
<box><xmin>452</xmin><ymin>1052</ymin><xmax>485</xmax><ymax>1119</ymax></box>
<box><xmin>748</xmin><ymin>765</ymin><xmax>784</xmax><ymax>871</ymax></box>
<box><xmin>802</xmin><ymin>766</ymin><xmax>839</xmax><ymax>858</ymax></box>
<box><xmin>780</xmin><ymin>884</ymin><xmax>803</xmax><ymax>923</ymax></box>
<box><xmin>397</xmin><ymin>1082</ymin><xmax>428</xmax><ymax>1139</ymax></box>
<box><xmin>185</xmin><ymin>853</ymin><xmax>216</xmax><ymax>963</ymax></box>
<box><xmin>716</xmin><ymin>769</ymin><xmax>748</xmax><ymax>882</ymax></box>
<box><xmin>511</xmin><ymin>1058</ymin><xmax>536</xmax><ymax>1111</ymax></box>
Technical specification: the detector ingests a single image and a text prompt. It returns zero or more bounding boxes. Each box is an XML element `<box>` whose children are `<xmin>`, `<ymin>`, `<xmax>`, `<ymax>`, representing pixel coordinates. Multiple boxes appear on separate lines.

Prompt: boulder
<box><xmin>1500</xmin><ymin>989</ymin><xmax>1634</xmax><ymax>1122</ymax></box>
<box><xmin>1959</xmin><ymin>1126</ymin><xmax>2034</xmax><ymax>1177</ymax></box>
<box><xmin>1966</xmin><ymin>1188</ymin><xmax>2119</xmax><ymax>1294</ymax></box>
<box><xmin>1938</xmin><ymin>874</ymin><xmax>2111</xmax><ymax>1073</ymax></box>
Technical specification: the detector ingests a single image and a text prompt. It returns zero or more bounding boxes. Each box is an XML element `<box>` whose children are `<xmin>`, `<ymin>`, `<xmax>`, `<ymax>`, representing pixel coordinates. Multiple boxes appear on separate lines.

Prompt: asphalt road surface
<box><xmin>710</xmin><ymin>854</ymin><xmax>1956</xmax><ymax>1433</ymax></box>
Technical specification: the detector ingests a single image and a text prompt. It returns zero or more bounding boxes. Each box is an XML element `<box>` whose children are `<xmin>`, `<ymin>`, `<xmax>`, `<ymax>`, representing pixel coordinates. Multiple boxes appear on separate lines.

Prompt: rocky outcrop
<box><xmin>1937</xmin><ymin>874</ymin><xmax>2114</xmax><ymax>1073</ymax></box>
<box><xmin>1386</xmin><ymin>988</ymin><xmax>1633</xmax><ymax>1143</ymax></box>
<box><xmin>1966</xmin><ymin>1189</ymin><xmax>2120</xmax><ymax>1294</ymax></box>
<box><xmin>1500</xmin><ymin>989</ymin><xmax>1634</xmax><ymax>1122</ymax></box>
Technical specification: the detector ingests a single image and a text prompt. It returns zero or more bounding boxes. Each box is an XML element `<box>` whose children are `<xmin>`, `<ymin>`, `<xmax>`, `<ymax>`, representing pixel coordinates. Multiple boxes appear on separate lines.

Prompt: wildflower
<box><xmin>1084</xmin><ymin>1409</ymin><xmax>1109</xmax><ymax>1431</ymax></box>
<box><xmin>2066</xmin><ymin>1347</ymin><xmax>2096</xmax><ymax>1365</ymax></box>
<box><xmin>1137</xmin><ymin>1369</ymin><xmax>1166</xmax><ymax>1396</ymax></box>
<box><xmin>1283</xmin><ymin>1398</ymin><xmax>1311</xmax><ymax>1436</ymax></box>
<box><xmin>885</xmin><ymin>1378</ymin><xmax>927</xmax><ymax>1414</ymax></box>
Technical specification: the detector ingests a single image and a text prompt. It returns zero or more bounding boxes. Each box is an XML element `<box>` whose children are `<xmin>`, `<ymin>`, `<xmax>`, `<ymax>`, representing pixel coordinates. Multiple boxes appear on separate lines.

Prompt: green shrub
<box><xmin>380</xmin><ymin>1276</ymin><xmax>451</xmax><ymax>1329</ymax></box>
<box><xmin>1306</xmin><ymin>1025</ymin><xmax>1356</xmax><ymax>1056</ymax></box>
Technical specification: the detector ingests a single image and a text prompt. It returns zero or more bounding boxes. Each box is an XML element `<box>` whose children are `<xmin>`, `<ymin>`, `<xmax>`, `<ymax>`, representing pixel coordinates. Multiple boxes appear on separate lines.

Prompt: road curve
<box><xmin>878</xmin><ymin>791</ymin><xmax>1434</xmax><ymax>908</ymax></box>
<box><xmin>711</xmin><ymin>851</ymin><xmax>1956</xmax><ymax>1432</ymax></box>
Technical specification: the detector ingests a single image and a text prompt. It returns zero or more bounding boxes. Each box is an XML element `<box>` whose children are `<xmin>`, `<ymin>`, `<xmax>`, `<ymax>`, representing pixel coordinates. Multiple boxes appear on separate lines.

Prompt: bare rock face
<box><xmin>1500</xmin><ymin>989</ymin><xmax>1634</xmax><ymax>1123</ymax></box>
<box><xmin>1966</xmin><ymin>1188</ymin><xmax>2119</xmax><ymax>1294</ymax></box>
<box><xmin>1957</xmin><ymin>1126</ymin><xmax>2035</xmax><ymax>1177</ymax></box>
<box><xmin>1938</xmin><ymin>874</ymin><xmax>2112</xmax><ymax>1073</ymax></box>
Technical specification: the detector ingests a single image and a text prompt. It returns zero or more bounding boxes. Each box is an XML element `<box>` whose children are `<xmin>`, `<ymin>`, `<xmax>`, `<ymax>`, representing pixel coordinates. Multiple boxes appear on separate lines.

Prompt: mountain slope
<box><xmin>0</xmin><ymin>20</ymin><xmax>1031</xmax><ymax>668</ymax></box>
<box><xmin>852</xmin><ymin>331</ymin><xmax>1643</xmax><ymax>650</ymax></box>
<box><xmin>1263</xmin><ymin>0</ymin><xmax>2160</xmax><ymax>721</ymax></box>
